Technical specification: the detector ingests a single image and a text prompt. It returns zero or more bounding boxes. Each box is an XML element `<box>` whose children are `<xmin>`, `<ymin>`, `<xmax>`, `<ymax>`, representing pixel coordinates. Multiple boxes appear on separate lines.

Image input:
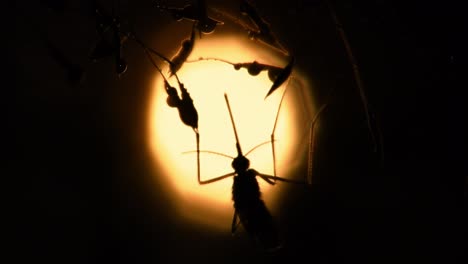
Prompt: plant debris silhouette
<box><xmin>186</xmin><ymin>56</ymin><xmax>294</xmax><ymax>98</ymax></box>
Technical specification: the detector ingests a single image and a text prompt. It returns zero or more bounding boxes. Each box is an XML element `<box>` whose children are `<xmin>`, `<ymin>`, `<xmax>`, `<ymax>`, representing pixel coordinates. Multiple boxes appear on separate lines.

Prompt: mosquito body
<box><xmin>189</xmin><ymin>93</ymin><xmax>314</xmax><ymax>251</ymax></box>
<box><xmin>231</xmin><ymin>160</ymin><xmax>281</xmax><ymax>251</ymax></box>
<box><xmin>141</xmin><ymin>45</ymin><xmax>199</xmax><ymax>132</ymax></box>
<box><xmin>169</xmin><ymin>23</ymin><xmax>196</xmax><ymax>76</ymax></box>
<box><xmin>156</xmin><ymin>0</ymin><xmax>223</xmax><ymax>35</ymax></box>
<box><xmin>167</xmin><ymin>81</ymin><xmax>199</xmax><ymax>131</ymax></box>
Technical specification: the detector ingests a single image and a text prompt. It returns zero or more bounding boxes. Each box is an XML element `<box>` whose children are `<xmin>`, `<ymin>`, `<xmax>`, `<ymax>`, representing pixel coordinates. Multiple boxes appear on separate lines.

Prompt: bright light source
<box><xmin>147</xmin><ymin>35</ymin><xmax>315</xmax><ymax>231</ymax></box>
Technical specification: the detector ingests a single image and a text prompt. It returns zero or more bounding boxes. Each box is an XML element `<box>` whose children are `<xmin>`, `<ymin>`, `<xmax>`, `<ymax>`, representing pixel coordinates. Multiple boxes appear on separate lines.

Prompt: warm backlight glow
<box><xmin>148</xmin><ymin>35</ymin><xmax>315</xmax><ymax>231</ymax></box>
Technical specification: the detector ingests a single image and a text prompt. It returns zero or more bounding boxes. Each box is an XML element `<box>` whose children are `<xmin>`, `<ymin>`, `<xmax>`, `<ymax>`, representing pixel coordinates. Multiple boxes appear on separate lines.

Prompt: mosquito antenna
<box><xmin>224</xmin><ymin>93</ymin><xmax>243</xmax><ymax>156</ymax></box>
<box><xmin>244</xmin><ymin>139</ymin><xmax>277</xmax><ymax>157</ymax></box>
<box><xmin>183</xmin><ymin>150</ymin><xmax>234</xmax><ymax>160</ymax></box>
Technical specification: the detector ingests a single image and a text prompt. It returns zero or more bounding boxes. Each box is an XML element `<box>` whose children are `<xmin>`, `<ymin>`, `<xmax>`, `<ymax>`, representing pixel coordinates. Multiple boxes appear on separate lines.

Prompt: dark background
<box><xmin>7</xmin><ymin>0</ymin><xmax>465</xmax><ymax>263</ymax></box>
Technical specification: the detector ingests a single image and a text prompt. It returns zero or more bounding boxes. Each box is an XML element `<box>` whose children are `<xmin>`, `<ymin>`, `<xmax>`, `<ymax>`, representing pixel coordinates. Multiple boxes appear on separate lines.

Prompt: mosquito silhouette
<box><xmin>135</xmin><ymin>35</ymin><xmax>199</xmax><ymax>131</ymax></box>
<box><xmin>185</xmin><ymin>56</ymin><xmax>295</xmax><ymax>98</ymax></box>
<box><xmin>155</xmin><ymin>0</ymin><xmax>224</xmax><ymax>36</ymax></box>
<box><xmin>131</xmin><ymin>31</ymin><xmax>201</xmax><ymax>172</ymax></box>
<box><xmin>182</xmin><ymin>84</ymin><xmax>332</xmax><ymax>250</ymax></box>
<box><xmin>168</xmin><ymin>23</ymin><xmax>197</xmax><ymax>76</ymax></box>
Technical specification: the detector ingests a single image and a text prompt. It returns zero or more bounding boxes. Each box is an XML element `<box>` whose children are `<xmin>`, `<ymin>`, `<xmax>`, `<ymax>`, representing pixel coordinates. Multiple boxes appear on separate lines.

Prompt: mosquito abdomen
<box><xmin>232</xmin><ymin>169</ymin><xmax>281</xmax><ymax>250</ymax></box>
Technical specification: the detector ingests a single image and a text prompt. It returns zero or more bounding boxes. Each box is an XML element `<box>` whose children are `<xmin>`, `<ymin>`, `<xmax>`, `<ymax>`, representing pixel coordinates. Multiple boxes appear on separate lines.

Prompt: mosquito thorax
<box><xmin>232</xmin><ymin>155</ymin><xmax>250</xmax><ymax>173</ymax></box>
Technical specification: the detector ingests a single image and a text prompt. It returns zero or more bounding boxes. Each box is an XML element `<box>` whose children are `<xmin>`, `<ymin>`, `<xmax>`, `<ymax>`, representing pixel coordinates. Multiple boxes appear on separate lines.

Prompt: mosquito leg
<box><xmin>198</xmin><ymin>172</ymin><xmax>236</xmax><ymax>185</ymax></box>
<box><xmin>256</xmin><ymin>171</ymin><xmax>306</xmax><ymax>185</ymax></box>
<box><xmin>195</xmin><ymin>130</ymin><xmax>201</xmax><ymax>185</ymax></box>
<box><xmin>258</xmin><ymin>174</ymin><xmax>276</xmax><ymax>185</ymax></box>
<box><xmin>307</xmin><ymin>101</ymin><xmax>327</xmax><ymax>184</ymax></box>
<box><xmin>269</xmin><ymin>77</ymin><xmax>293</xmax><ymax>182</ymax></box>
<box><xmin>244</xmin><ymin>140</ymin><xmax>276</xmax><ymax>157</ymax></box>
<box><xmin>231</xmin><ymin>210</ymin><xmax>240</xmax><ymax>234</ymax></box>
<box><xmin>326</xmin><ymin>0</ymin><xmax>382</xmax><ymax>157</ymax></box>
<box><xmin>182</xmin><ymin>147</ymin><xmax>235</xmax><ymax>184</ymax></box>
<box><xmin>307</xmin><ymin>119</ymin><xmax>316</xmax><ymax>185</ymax></box>
<box><xmin>190</xmin><ymin>130</ymin><xmax>236</xmax><ymax>185</ymax></box>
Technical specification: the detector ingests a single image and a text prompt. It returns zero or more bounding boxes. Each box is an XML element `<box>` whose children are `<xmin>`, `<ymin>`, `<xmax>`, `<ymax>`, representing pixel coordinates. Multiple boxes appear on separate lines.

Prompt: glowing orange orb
<box><xmin>147</xmin><ymin>35</ymin><xmax>315</xmax><ymax>231</ymax></box>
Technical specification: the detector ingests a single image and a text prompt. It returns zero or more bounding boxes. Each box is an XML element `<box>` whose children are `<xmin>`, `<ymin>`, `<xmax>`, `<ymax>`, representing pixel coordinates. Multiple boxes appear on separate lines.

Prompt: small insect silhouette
<box><xmin>186</xmin><ymin>56</ymin><xmax>295</xmax><ymax>98</ymax></box>
<box><xmin>133</xmin><ymin>34</ymin><xmax>201</xmax><ymax>173</ymax></box>
<box><xmin>169</xmin><ymin>23</ymin><xmax>197</xmax><ymax>76</ymax></box>
<box><xmin>182</xmin><ymin>84</ymin><xmax>333</xmax><ymax>250</ymax></box>
<box><xmin>156</xmin><ymin>0</ymin><xmax>224</xmax><ymax>36</ymax></box>
<box><xmin>126</xmin><ymin>28</ymin><xmax>198</xmax><ymax>130</ymax></box>
<box><xmin>137</xmin><ymin>38</ymin><xmax>199</xmax><ymax>133</ymax></box>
